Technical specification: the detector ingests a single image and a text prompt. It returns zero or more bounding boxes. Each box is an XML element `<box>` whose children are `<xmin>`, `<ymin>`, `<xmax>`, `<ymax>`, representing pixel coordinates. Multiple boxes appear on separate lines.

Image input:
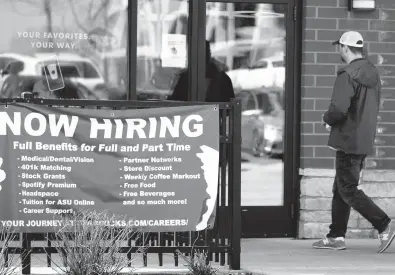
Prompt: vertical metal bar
<box><xmin>22</xmin><ymin>233</ymin><xmax>31</xmax><ymax>275</ymax></box>
<box><xmin>128</xmin><ymin>0</ymin><xmax>138</xmax><ymax>100</ymax></box>
<box><xmin>220</xmin><ymin>109</ymin><xmax>227</xmax><ymax>266</ymax></box>
<box><xmin>174</xmin><ymin>254</ymin><xmax>179</xmax><ymax>267</ymax></box>
<box><xmin>191</xmin><ymin>249</ymin><xmax>195</xmax><ymax>263</ymax></box>
<box><xmin>229</xmin><ymin>99</ymin><xmax>241</xmax><ymax>270</ymax></box>
<box><xmin>188</xmin><ymin>0</ymin><xmax>198</xmax><ymax>101</ymax></box>
<box><xmin>127</xmin><ymin>235</ymin><xmax>132</xmax><ymax>267</ymax></box>
<box><xmin>227</xmin><ymin>111</ymin><xmax>234</xmax><ymax>264</ymax></box>
<box><xmin>204</xmin><ymin>229</ymin><xmax>212</xmax><ymax>265</ymax></box>
<box><xmin>63</xmin><ymin>236</ymin><xmax>68</xmax><ymax>266</ymax></box>
<box><xmin>47</xmin><ymin>233</ymin><xmax>51</xmax><ymax>267</ymax></box>
<box><xmin>291</xmin><ymin>0</ymin><xmax>302</xmax><ymax>239</ymax></box>
<box><xmin>189</xmin><ymin>231</ymin><xmax>196</xmax><ymax>258</ymax></box>
<box><xmin>4</xmin><ymin>248</ymin><xmax>9</xmax><ymax>268</ymax></box>
<box><xmin>205</xmin><ymin>242</ymin><xmax>210</xmax><ymax>266</ymax></box>
<box><xmin>214</xmin><ymin>181</ymin><xmax>220</xmax><ymax>263</ymax></box>
<box><xmin>204</xmin><ymin>229</ymin><xmax>208</xmax><ymax>246</ymax></box>
<box><xmin>227</xmin><ymin>107</ymin><xmax>234</xmax><ymax>267</ymax></box>
<box><xmin>174</xmin><ymin>232</ymin><xmax>178</xmax><ymax>267</ymax></box>
<box><xmin>197</xmin><ymin>0</ymin><xmax>206</xmax><ymax>102</ymax></box>
<box><xmin>158</xmin><ymin>233</ymin><xmax>163</xmax><ymax>266</ymax></box>
<box><xmin>188</xmin><ymin>0</ymin><xmax>206</xmax><ymax>101</ymax></box>
<box><xmin>214</xmin><ymin>109</ymin><xmax>224</xmax><ymax>263</ymax></box>
<box><xmin>207</xmin><ymin>228</ymin><xmax>213</xmax><ymax>262</ymax></box>
<box><xmin>143</xmin><ymin>233</ymin><xmax>147</xmax><ymax>267</ymax></box>
<box><xmin>150</xmin><ymin>235</ymin><xmax>155</xmax><ymax>266</ymax></box>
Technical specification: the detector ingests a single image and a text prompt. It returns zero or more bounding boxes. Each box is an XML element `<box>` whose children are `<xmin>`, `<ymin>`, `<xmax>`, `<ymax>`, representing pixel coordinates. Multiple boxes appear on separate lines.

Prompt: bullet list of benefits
<box><xmin>117</xmin><ymin>158</ymin><xmax>187</xmax><ymax>206</ymax></box>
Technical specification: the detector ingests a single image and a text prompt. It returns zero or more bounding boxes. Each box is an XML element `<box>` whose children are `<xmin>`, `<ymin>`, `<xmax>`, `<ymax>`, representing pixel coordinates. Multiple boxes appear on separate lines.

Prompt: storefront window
<box><xmin>0</xmin><ymin>0</ymin><xmax>128</xmax><ymax>100</ymax></box>
<box><xmin>206</xmin><ymin>3</ymin><xmax>286</xmax><ymax>206</ymax></box>
<box><xmin>136</xmin><ymin>0</ymin><xmax>188</xmax><ymax>100</ymax></box>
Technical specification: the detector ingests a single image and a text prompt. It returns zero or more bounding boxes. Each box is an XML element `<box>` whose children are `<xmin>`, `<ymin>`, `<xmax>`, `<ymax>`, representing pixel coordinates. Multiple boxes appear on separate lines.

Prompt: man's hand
<box><xmin>325</xmin><ymin>124</ymin><xmax>331</xmax><ymax>131</ymax></box>
<box><xmin>322</xmin><ymin>115</ymin><xmax>331</xmax><ymax>131</ymax></box>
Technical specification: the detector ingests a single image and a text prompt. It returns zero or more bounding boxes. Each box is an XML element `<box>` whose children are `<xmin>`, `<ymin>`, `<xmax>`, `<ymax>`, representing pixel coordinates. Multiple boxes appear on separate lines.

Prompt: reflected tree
<box><xmin>66</xmin><ymin>0</ymin><xmax>127</xmax><ymax>82</ymax></box>
<box><xmin>9</xmin><ymin>0</ymin><xmax>67</xmax><ymax>45</ymax></box>
<box><xmin>67</xmin><ymin>0</ymin><xmax>110</xmax><ymax>34</ymax></box>
<box><xmin>67</xmin><ymin>0</ymin><xmax>127</xmax><ymax>53</ymax></box>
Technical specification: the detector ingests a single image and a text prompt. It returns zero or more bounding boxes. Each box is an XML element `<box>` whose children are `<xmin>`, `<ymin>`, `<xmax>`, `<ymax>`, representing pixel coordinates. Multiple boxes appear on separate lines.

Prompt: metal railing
<box><xmin>0</xmin><ymin>97</ymin><xmax>241</xmax><ymax>274</ymax></box>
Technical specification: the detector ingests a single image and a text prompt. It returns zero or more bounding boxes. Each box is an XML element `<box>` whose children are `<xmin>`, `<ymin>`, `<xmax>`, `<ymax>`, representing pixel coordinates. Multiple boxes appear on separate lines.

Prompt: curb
<box><xmin>18</xmin><ymin>267</ymin><xmax>268</xmax><ymax>275</ymax></box>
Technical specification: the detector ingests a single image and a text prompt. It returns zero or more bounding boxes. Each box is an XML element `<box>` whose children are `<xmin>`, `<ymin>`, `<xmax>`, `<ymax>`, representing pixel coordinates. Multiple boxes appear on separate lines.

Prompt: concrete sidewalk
<box><xmin>9</xmin><ymin>238</ymin><xmax>395</xmax><ymax>275</ymax></box>
<box><xmin>241</xmin><ymin>238</ymin><xmax>395</xmax><ymax>275</ymax></box>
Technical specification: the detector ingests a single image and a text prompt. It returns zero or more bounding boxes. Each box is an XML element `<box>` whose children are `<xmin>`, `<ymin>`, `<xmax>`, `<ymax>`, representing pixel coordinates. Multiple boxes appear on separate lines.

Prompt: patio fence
<box><xmin>0</xmin><ymin>97</ymin><xmax>241</xmax><ymax>274</ymax></box>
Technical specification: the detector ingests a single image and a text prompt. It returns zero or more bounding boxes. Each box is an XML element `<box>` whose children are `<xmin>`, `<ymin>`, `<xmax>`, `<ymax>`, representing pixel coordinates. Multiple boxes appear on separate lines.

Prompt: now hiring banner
<box><xmin>0</xmin><ymin>103</ymin><xmax>220</xmax><ymax>233</ymax></box>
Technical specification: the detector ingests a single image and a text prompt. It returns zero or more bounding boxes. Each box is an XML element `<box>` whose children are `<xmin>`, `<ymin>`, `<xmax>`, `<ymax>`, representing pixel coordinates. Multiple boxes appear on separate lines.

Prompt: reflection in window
<box><xmin>256</xmin><ymin>93</ymin><xmax>274</xmax><ymax>115</ymax></box>
<box><xmin>251</xmin><ymin>60</ymin><xmax>268</xmax><ymax>69</ymax></box>
<box><xmin>272</xmin><ymin>60</ymin><xmax>284</xmax><ymax>67</ymax></box>
<box><xmin>0</xmin><ymin>0</ymin><xmax>128</xmax><ymax>100</ymax></box>
<box><xmin>206</xmin><ymin>3</ymin><xmax>286</xmax><ymax>206</ymax></box>
<box><xmin>246</xmin><ymin>95</ymin><xmax>256</xmax><ymax>111</ymax></box>
<box><xmin>237</xmin><ymin>91</ymin><xmax>255</xmax><ymax>111</ymax></box>
<box><xmin>61</xmin><ymin>66</ymin><xmax>80</xmax><ymax>78</ymax></box>
<box><xmin>206</xmin><ymin>3</ymin><xmax>286</xmax><ymax>91</ymax></box>
<box><xmin>137</xmin><ymin>0</ymin><xmax>188</xmax><ymax>101</ymax></box>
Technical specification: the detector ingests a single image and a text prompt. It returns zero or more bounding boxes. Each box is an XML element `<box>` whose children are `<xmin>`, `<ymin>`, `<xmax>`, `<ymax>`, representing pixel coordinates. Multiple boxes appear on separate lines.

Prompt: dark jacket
<box><xmin>167</xmin><ymin>61</ymin><xmax>235</xmax><ymax>102</ymax></box>
<box><xmin>323</xmin><ymin>58</ymin><xmax>381</xmax><ymax>156</ymax></box>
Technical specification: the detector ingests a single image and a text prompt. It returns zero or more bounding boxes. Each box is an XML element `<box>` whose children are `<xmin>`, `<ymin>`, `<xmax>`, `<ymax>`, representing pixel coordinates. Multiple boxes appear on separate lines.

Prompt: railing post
<box><xmin>22</xmin><ymin>233</ymin><xmax>31</xmax><ymax>275</ymax></box>
<box><xmin>229</xmin><ymin>99</ymin><xmax>241</xmax><ymax>270</ymax></box>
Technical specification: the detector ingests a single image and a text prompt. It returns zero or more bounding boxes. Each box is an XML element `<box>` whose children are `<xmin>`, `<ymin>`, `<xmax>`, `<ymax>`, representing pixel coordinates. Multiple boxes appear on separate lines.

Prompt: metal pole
<box><xmin>188</xmin><ymin>0</ymin><xmax>206</xmax><ymax>102</ymax></box>
<box><xmin>128</xmin><ymin>0</ymin><xmax>138</xmax><ymax>100</ymax></box>
<box><xmin>230</xmin><ymin>99</ymin><xmax>241</xmax><ymax>270</ymax></box>
<box><xmin>22</xmin><ymin>233</ymin><xmax>31</xmax><ymax>275</ymax></box>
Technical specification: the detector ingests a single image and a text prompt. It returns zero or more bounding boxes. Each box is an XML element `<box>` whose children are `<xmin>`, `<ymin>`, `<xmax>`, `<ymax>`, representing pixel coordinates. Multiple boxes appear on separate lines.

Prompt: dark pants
<box><xmin>327</xmin><ymin>151</ymin><xmax>391</xmax><ymax>238</ymax></box>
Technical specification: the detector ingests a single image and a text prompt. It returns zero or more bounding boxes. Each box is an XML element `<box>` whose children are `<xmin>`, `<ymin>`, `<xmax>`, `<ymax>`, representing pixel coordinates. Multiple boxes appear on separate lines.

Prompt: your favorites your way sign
<box><xmin>0</xmin><ymin>103</ymin><xmax>220</xmax><ymax>233</ymax></box>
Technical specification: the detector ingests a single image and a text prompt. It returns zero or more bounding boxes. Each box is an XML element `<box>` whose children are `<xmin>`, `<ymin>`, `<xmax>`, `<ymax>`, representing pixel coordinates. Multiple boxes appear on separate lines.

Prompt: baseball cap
<box><xmin>332</xmin><ymin>31</ymin><xmax>364</xmax><ymax>48</ymax></box>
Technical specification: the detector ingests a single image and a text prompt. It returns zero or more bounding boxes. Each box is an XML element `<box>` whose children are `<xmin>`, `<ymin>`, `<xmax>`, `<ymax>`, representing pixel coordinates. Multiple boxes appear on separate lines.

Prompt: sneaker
<box><xmin>378</xmin><ymin>221</ymin><xmax>395</xmax><ymax>253</ymax></box>
<box><xmin>312</xmin><ymin>237</ymin><xmax>346</xmax><ymax>250</ymax></box>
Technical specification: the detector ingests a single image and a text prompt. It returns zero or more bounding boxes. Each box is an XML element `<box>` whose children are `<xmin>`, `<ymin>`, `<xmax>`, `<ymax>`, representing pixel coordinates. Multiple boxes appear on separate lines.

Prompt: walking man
<box><xmin>313</xmin><ymin>31</ymin><xmax>395</xmax><ymax>253</ymax></box>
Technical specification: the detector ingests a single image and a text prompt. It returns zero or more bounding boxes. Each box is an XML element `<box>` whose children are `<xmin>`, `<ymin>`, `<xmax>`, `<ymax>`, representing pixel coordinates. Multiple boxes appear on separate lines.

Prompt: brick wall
<box><xmin>298</xmin><ymin>0</ymin><xmax>395</xmax><ymax>238</ymax></box>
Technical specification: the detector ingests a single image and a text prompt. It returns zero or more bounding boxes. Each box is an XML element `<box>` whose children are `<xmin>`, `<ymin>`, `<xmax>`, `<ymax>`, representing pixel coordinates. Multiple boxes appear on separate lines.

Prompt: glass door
<box><xmin>205</xmin><ymin>0</ymin><xmax>295</xmax><ymax>237</ymax></box>
<box><xmin>136</xmin><ymin>0</ymin><xmax>190</xmax><ymax>101</ymax></box>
